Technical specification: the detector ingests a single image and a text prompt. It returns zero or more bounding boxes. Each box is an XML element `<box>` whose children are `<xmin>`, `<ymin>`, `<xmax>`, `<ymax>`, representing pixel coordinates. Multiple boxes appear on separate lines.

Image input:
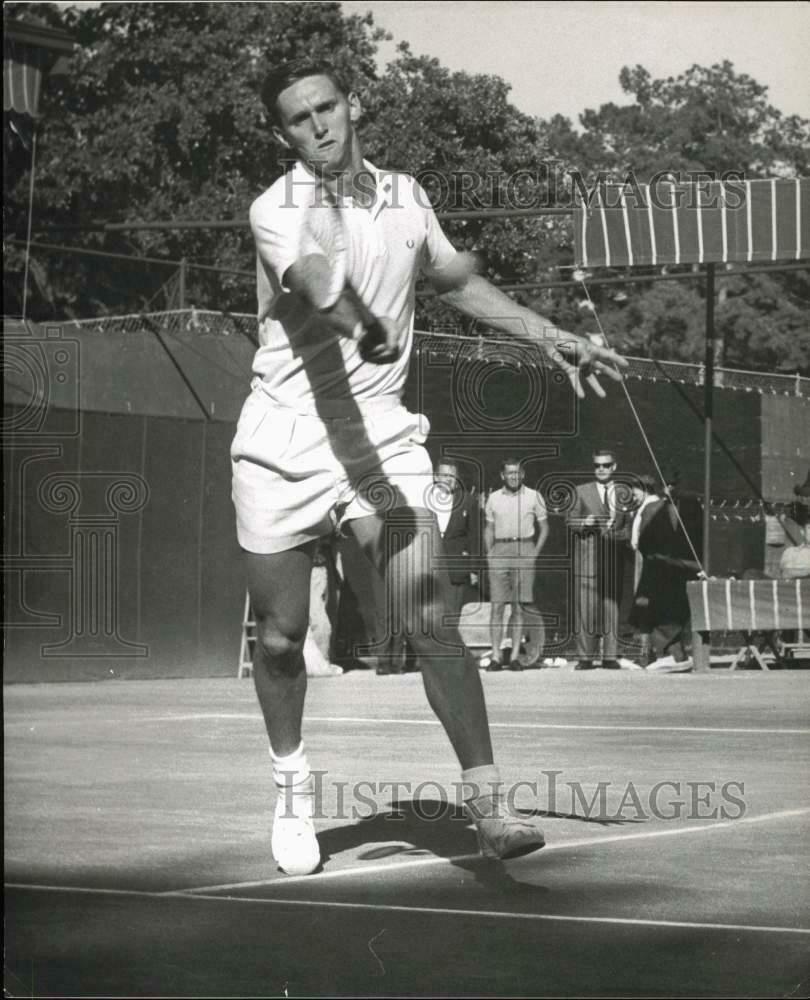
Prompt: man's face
<box><xmin>434</xmin><ymin>464</ymin><xmax>459</xmax><ymax>494</ymax></box>
<box><xmin>593</xmin><ymin>453</ymin><xmax>616</xmax><ymax>484</ymax></box>
<box><xmin>501</xmin><ymin>463</ymin><xmax>524</xmax><ymax>492</ymax></box>
<box><xmin>273</xmin><ymin>74</ymin><xmax>361</xmax><ymax>177</ymax></box>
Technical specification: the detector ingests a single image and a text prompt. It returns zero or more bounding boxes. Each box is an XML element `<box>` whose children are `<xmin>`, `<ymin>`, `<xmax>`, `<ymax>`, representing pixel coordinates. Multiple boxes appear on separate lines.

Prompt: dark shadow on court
<box><xmin>316</xmin><ymin>797</ymin><xmax>645</xmax><ymax>890</ymax></box>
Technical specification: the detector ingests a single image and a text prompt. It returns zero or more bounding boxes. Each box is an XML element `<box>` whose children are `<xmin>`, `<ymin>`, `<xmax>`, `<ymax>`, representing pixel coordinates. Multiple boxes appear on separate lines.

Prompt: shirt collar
<box><xmin>287</xmin><ymin>159</ymin><xmax>393</xmax><ymax>215</ymax></box>
<box><xmin>362</xmin><ymin>160</ymin><xmax>395</xmax><ymax>218</ymax></box>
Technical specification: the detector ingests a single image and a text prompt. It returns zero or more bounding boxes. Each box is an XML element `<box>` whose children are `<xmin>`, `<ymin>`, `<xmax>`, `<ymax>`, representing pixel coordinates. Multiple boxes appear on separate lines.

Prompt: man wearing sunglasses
<box><xmin>566</xmin><ymin>448</ymin><xmax>639</xmax><ymax>670</ymax></box>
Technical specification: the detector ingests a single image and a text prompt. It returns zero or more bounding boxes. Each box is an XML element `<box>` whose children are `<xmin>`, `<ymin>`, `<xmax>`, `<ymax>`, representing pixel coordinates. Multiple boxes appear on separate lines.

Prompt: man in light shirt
<box><xmin>484</xmin><ymin>459</ymin><xmax>549</xmax><ymax>671</ymax></box>
<box><xmin>233</xmin><ymin>59</ymin><xmax>627</xmax><ymax>876</ymax></box>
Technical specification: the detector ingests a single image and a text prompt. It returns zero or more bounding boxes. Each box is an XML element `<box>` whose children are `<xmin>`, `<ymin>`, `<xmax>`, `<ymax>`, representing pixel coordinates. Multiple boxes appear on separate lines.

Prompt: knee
<box><xmin>254</xmin><ymin>618</ymin><xmax>307</xmax><ymax>672</ymax></box>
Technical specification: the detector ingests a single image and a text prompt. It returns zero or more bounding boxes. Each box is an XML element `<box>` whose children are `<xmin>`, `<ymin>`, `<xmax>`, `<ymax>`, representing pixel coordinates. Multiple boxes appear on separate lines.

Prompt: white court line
<box><xmin>167</xmin><ymin>895</ymin><xmax>810</xmax><ymax>937</ymax></box>
<box><xmin>177</xmin><ymin>805</ymin><xmax>810</xmax><ymax>896</ymax></box>
<box><xmin>5</xmin><ymin>881</ymin><xmax>808</xmax><ymax>937</ymax></box>
<box><xmin>7</xmin><ymin>713</ymin><xmax>810</xmax><ymax>735</ymax></box>
<box><xmin>6</xmin><ymin>882</ymin><xmax>169</xmax><ymax>900</ymax></box>
<box><xmin>309</xmin><ymin>716</ymin><xmax>810</xmax><ymax>736</ymax></box>
<box><xmin>146</xmin><ymin>715</ymin><xmax>810</xmax><ymax>735</ymax></box>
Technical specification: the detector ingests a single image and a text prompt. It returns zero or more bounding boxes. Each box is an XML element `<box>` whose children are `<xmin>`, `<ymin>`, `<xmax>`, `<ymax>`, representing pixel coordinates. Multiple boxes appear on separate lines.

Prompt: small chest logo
<box><xmin>406</xmin><ymin>239</ymin><xmax>415</xmax><ymax>249</ymax></box>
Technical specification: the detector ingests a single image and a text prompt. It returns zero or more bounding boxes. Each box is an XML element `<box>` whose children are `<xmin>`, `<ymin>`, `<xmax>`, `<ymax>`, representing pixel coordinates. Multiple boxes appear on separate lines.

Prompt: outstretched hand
<box><xmin>540</xmin><ymin>332</ymin><xmax>628</xmax><ymax>399</ymax></box>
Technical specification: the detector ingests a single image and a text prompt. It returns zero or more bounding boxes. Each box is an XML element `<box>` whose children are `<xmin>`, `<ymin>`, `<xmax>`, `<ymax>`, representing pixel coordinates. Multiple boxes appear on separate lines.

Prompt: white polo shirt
<box><xmin>485</xmin><ymin>486</ymin><xmax>547</xmax><ymax>540</ymax></box>
<box><xmin>248</xmin><ymin>159</ymin><xmax>457</xmax><ymax>407</ymax></box>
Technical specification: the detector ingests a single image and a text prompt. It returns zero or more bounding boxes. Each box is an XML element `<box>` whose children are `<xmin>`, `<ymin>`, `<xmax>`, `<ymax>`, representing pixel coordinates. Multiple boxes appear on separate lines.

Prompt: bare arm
<box><xmin>534</xmin><ymin>518</ymin><xmax>549</xmax><ymax>557</ymax></box>
<box><xmin>484</xmin><ymin>521</ymin><xmax>495</xmax><ymax>555</ymax></box>
<box><xmin>437</xmin><ymin>271</ymin><xmax>627</xmax><ymax>398</ymax></box>
<box><xmin>284</xmin><ymin>257</ymin><xmax>400</xmax><ymax>363</ymax></box>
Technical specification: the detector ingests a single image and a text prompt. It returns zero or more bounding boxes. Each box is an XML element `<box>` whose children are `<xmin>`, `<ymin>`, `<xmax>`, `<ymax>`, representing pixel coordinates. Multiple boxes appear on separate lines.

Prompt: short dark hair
<box><xmin>592</xmin><ymin>447</ymin><xmax>616</xmax><ymax>462</ymax></box>
<box><xmin>260</xmin><ymin>59</ymin><xmax>348</xmax><ymax>125</ymax></box>
<box><xmin>501</xmin><ymin>457</ymin><xmax>523</xmax><ymax>472</ymax></box>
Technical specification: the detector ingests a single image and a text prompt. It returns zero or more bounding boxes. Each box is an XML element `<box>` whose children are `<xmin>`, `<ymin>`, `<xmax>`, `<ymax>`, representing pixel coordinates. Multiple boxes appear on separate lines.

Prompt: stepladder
<box><xmin>237</xmin><ymin>590</ymin><xmax>255</xmax><ymax>678</ymax></box>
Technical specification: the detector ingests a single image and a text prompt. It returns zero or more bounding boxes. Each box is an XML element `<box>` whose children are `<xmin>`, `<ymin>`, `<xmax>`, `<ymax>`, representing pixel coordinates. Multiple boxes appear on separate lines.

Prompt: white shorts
<box><xmin>231</xmin><ymin>382</ymin><xmax>434</xmax><ymax>554</ymax></box>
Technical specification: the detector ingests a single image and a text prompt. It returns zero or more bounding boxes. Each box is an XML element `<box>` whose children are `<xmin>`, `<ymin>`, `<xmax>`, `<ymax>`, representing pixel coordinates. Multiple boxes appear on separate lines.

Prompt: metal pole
<box><xmin>702</xmin><ymin>263</ymin><xmax>716</xmax><ymax>573</ymax></box>
<box><xmin>21</xmin><ymin>126</ymin><xmax>38</xmax><ymax>321</ymax></box>
<box><xmin>179</xmin><ymin>257</ymin><xmax>187</xmax><ymax>309</ymax></box>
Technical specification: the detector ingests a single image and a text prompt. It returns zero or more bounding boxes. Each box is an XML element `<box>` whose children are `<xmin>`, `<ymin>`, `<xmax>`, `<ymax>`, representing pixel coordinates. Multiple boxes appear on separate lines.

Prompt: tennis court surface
<box><xmin>5</xmin><ymin>671</ymin><xmax>810</xmax><ymax>997</ymax></box>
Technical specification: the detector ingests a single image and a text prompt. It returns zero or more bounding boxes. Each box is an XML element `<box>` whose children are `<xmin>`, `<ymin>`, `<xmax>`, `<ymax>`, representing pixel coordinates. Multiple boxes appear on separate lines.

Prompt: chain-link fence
<box><xmin>63</xmin><ymin>308</ymin><xmax>809</xmax><ymax>397</ymax></box>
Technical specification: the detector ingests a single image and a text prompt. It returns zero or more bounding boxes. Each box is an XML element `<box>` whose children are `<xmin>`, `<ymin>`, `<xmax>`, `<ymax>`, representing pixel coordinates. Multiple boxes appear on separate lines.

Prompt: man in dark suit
<box><xmin>432</xmin><ymin>459</ymin><xmax>480</xmax><ymax>616</ymax></box>
<box><xmin>566</xmin><ymin>447</ymin><xmax>638</xmax><ymax>669</ymax></box>
<box><xmin>377</xmin><ymin>459</ymin><xmax>479</xmax><ymax>674</ymax></box>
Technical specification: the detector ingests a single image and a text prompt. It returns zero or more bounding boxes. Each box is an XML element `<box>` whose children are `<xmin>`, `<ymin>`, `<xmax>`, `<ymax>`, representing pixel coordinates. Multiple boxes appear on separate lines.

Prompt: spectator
<box><xmin>791</xmin><ymin>470</ymin><xmax>810</xmax><ymax>531</ymax></box>
<box><xmin>631</xmin><ymin>475</ymin><xmax>660</xmax><ymax>555</ymax></box>
<box><xmin>779</xmin><ymin>520</ymin><xmax>810</xmax><ymax>580</ymax></box>
<box><xmin>631</xmin><ymin>465</ymin><xmax>704</xmax><ymax>670</ymax></box>
<box><xmin>431</xmin><ymin>459</ymin><xmax>481</xmax><ymax>616</ymax></box>
<box><xmin>566</xmin><ymin>448</ymin><xmax>639</xmax><ymax>669</ymax></box>
<box><xmin>377</xmin><ymin>459</ymin><xmax>480</xmax><ymax>674</ymax></box>
<box><xmin>776</xmin><ymin>518</ymin><xmax>810</xmax><ymax>650</ymax></box>
<box><xmin>483</xmin><ymin>458</ymin><xmax>549</xmax><ymax>671</ymax></box>
<box><xmin>305</xmin><ymin>539</ymin><xmax>344</xmax><ymax>676</ymax></box>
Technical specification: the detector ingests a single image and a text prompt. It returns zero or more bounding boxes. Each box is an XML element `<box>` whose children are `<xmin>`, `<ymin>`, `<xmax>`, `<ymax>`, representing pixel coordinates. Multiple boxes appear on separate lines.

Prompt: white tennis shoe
<box><xmin>271</xmin><ymin>777</ymin><xmax>321</xmax><ymax>876</ymax></box>
<box><xmin>616</xmin><ymin>656</ymin><xmax>644</xmax><ymax>670</ymax></box>
<box><xmin>647</xmin><ymin>655</ymin><xmax>694</xmax><ymax>673</ymax></box>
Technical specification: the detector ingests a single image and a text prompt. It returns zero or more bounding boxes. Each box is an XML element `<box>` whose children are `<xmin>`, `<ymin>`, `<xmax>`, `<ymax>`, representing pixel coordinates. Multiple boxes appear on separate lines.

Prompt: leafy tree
<box><xmin>359</xmin><ymin>43</ymin><xmax>565</xmax><ymax>330</ymax></box>
<box><xmin>716</xmin><ymin>270</ymin><xmax>810</xmax><ymax>374</ymax></box>
<box><xmin>545</xmin><ymin>60</ymin><xmax>810</xmax><ymax>183</ymax></box>
<box><xmin>4</xmin><ymin>1</ymin><xmax>385</xmax><ymax>317</ymax></box>
<box><xmin>4</xmin><ymin>5</ymin><xmax>807</xmax><ymax>375</ymax></box>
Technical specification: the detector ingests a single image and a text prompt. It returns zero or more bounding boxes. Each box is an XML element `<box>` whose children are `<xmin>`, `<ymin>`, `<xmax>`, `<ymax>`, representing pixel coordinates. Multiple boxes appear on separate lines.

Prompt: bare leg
<box><xmin>348</xmin><ymin>510</ymin><xmax>493</xmax><ymax>769</ymax></box>
<box><xmin>246</xmin><ymin>542</ymin><xmax>316</xmax><ymax>756</ymax></box>
<box><xmin>490</xmin><ymin>601</ymin><xmax>506</xmax><ymax>662</ymax></box>
<box><xmin>509</xmin><ymin>599</ymin><xmax>523</xmax><ymax>658</ymax></box>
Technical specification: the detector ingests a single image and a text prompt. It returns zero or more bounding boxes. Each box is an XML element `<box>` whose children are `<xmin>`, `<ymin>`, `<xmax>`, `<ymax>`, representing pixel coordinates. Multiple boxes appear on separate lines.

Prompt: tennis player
<box><xmin>233</xmin><ymin>59</ymin><xmax>626</xmax><ymax>875</ymax></box>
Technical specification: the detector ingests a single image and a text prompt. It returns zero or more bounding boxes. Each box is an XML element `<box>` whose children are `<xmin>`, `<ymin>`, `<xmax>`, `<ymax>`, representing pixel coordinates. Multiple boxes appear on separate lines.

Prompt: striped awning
<box><xmin>4</xmin><ymin>38</ymin><xmax>49</xmax><ymax>117</ymax></box>
<box><xmin>574</xmin><ymin>178</ymin><xmax>810</xmax><ymax>268</ymax></box>
<box><xmin>3</xmin><ymin>21</ymin><xmax>73</xmax><ymax>118</ymax></box>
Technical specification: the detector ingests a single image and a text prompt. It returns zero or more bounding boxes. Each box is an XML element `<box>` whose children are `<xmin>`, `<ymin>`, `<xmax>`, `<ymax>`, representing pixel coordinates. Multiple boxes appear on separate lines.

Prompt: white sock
<box><xmin>269</xmin><ymin>741</ymin><xmax>311</xmax><ymax>791</ymax></box>
<box><xmin>460</xmin><ymin>764</ymin><xmax>502</xmax><ymax>803</ymax></box>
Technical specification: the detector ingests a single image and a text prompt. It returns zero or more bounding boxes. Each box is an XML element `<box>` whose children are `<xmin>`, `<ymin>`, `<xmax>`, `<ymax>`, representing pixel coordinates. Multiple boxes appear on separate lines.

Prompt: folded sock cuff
<box><xmin>270</xmin><ymin>741</ymin><xmax>310</xmax><ymax>788</ymax></box>
<box><xmin>460</xmin><ymin>764</ymin><xmax>502</xmax><ymax>802</ymax></box>
<box><xmin>269</xmin><ymin>740</ymin><xmax>305</xmax><ymax>764</ymax></box>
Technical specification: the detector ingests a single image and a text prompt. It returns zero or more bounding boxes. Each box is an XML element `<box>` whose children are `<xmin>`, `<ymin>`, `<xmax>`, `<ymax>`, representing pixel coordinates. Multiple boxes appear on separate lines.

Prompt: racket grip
<box><xmin>357</xmin><ymin>318</ymin><xmax>399</xmax><ymax>364</ymax></box>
